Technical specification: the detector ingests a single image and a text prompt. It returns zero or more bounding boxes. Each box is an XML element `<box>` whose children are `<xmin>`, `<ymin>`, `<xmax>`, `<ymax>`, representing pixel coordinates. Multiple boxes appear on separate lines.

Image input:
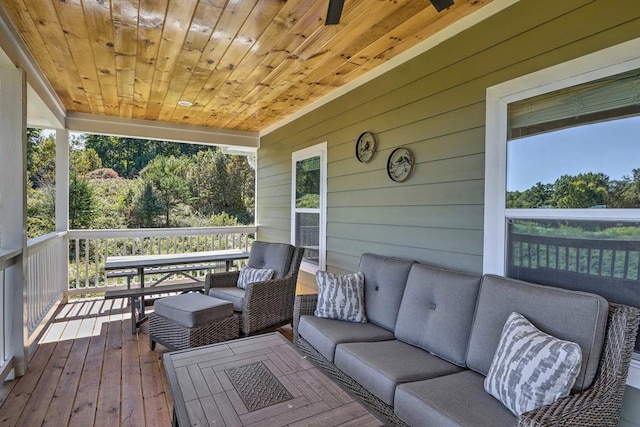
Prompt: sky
<box><xmin>507</xmin><ymin>115</ymin><xmax>640</xmax><ymax>191</ymax></box>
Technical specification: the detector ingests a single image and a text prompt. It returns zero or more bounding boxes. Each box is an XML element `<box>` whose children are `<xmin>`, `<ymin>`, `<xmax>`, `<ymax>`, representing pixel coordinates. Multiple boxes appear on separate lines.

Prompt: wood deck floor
<box><xmin>0</xmin><ymin>296</ymin><xmax>298</xmax><ymax>427</ymax></box>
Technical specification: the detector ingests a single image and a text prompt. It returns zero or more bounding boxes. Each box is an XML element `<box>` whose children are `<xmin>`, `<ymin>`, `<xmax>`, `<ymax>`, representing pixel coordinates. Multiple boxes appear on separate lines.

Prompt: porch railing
<box><xmin>66</xmin><ymin>226</ymin><xmax>256</xmax><ymax>295</ymax></box>
<box><xmin>26</xmin><ymin>232</ymin><xmax>66</xmax><ymax>337</ymax></box>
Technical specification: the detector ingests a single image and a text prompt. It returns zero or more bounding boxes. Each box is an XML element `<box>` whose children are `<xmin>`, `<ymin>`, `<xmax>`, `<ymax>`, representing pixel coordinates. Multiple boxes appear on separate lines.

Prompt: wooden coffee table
<box><xmin>163</xmin><ymin>332</ymin><xmax>385</xmax><ymax>426</ymax></box>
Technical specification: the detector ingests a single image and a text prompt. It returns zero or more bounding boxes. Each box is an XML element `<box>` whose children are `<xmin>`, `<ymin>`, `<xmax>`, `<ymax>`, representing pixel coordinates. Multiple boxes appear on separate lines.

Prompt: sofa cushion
<box><xmin>315</xmin><ymin>271</ymin><xmax>367</xmax><ymax>323</ymax></box>
<box><xmin>466</xmin><ymin>274</ymin><xmax>608</xmax><ymax>392</ymax></box>
<box><xmin>236</xmin><ymin>265</ymin><xmax>274</xmax><ymax>289</ymax></box>
<box><xmin>334</xmin><ymin>340</ymin><xmax>463</xmax><ymax>405</ymax></box>
<box><xmin>358</xmin><ymin>253</ymin><xmax>414</xmax><ymax>331</ymax></box>
<box><xmin>484</xmin><ymin>312</ymin><xmax>582</xmax><ymax>416</ymax></box>
<box><xmin>154</xmin><ymin>293</ymin><xmax>234</xmax><ymax>328</ymax></box>
<box><xmin>395</xmin><ymin>263</ymin><xmax>481</xmax><ymax>366</ymax></box>
<box><xmin>248</xmin><ymin>241</ymin><xmax>294</xmax><ymax>279</ymax></box>
<box><xmin>395</xmin><ymin>370</ymin><xmax>516</xmax><ymax>427</ymax></box>
<box><xmin>298</xmin><ymin>315</ymin><xmax>394</xmax><ymax>362</ymax></box>
<box><xmin>208</xmin><ymin>287</ymin><xmax>245</xmax><ymax>311</ymax></box>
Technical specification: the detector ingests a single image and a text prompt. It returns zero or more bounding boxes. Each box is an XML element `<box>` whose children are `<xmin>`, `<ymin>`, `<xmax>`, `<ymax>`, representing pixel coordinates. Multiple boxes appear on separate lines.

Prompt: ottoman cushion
<box><xmin>154</xmin><ymin>293</ymin><xmax>234</xmax><ymax>328</ymax></box>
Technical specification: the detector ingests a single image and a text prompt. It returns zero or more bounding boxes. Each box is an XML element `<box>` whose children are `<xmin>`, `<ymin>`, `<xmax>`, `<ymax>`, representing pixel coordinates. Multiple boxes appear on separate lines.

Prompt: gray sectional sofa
<box><xmin>292</xmin><ymin>253</ymin><xmax>640</xmax><ymax>427</ymax></box>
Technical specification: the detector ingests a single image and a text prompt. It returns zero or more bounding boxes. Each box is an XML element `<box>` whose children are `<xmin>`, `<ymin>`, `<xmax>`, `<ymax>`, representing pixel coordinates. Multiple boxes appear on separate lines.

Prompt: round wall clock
<box><xmin>355</xmin><ymin>131</ymin><xmax>377</xmax><ymax>163</ymax></box>
<box><xmin>387</xmin><ymin>147</ymin><xmax>415</xmax><ymax>182</ymax></box>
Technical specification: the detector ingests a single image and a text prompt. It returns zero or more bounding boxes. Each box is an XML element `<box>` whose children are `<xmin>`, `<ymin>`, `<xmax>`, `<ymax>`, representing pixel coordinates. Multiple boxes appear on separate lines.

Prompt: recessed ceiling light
<box><xmin>178</xmin><ymin>100</ymin><xmax>193</xmax><ymax>107</ymax></box>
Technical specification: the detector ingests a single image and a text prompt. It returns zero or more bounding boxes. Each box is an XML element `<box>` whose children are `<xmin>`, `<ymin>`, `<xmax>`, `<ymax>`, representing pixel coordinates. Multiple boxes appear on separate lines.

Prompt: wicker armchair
<box><xmin>293</xmin><ymin>297</ymin><xmax>640</xmax><ymax>427</ymax></box>
<box><xmin>205</xmin><ymin>242</ymin><xmax>304</xmax><ymax>336</ymax></box>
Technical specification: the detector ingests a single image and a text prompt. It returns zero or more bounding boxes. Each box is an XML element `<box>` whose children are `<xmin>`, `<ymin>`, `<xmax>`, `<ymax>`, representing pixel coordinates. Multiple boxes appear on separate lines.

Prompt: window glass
<box><xmin>295</xmin><ymin>212</ymin><xmax>319</xmax><ymax>266</ymax></box>
<box><xmin>295</xmin><ymin>156</ymin><xmax>320</xmax><ymax>209</ymax></box>
<box><xmin>292</xmin><ymin>144</ymin><xmax>326</xmax><ymax>273</ymax></box>
<box><xmin>506</xmin><ymin>69</ymin><xmax>640</xmax><ymax>209</ymax></box>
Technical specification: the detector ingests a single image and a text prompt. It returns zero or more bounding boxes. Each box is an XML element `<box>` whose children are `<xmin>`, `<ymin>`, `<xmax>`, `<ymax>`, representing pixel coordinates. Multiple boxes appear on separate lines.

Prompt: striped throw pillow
<box><xmin>484</xmin><ymin>312</ymin><xmax>582</xmax><ymax>416</ymax></box>
<box><xmin>236</xmin><ymin>266</ymin><xmax>274</xmax><ymax>289</ymax></box>
<box><xmin>315</xmin><ymin>271</ymin><xmax>367</xmax><ymax>323</ymax></box>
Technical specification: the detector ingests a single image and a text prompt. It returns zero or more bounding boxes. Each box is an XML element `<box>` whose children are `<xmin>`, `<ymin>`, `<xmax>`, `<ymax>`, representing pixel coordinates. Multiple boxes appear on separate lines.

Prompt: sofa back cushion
<box><xmin>358</xmin><ymin>253</ymin><xmax>414</xmax><ymax>331</ymax></box>
<box><xmin>395</xmin><ymin>264</ymin><xmax>481</xmax><ymax>366</ymax></box>
<box><xmin>466</xmin><ymin>274</ymin><xmax>608</xmax><ymax>392</ymax></box>
<box><xmin>248</xmin><ymin>241</ymin><xmax>294</xmax><ymax>279</ymax></box>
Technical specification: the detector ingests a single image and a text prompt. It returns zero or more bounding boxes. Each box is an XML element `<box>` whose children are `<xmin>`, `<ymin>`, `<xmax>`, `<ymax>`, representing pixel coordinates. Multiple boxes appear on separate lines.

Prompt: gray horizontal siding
<box><xmin>257</xmin><ymin>0</ymin><xmax>640</xmax><ymax>277</ymax></box>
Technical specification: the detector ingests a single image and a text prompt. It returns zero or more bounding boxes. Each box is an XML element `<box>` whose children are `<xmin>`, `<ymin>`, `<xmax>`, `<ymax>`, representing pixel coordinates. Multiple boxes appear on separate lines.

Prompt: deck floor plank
<box><xmin>15</xmin><ymin>339</ymin><xmax>73</xmax><ymax>426</ymax></box>
<box><xmin>0</xmin><ymin>342</ymin><xmax>57</xmax><ymax>426</ymax></box>
<box><xmin>68</xmin><ymin>304</ymin><xmax>110</xmax><ymax>427</ymax></box>
<box><xmin>121</xmin><ymin>316</ymin><xmax>145</xmax><ymax>427</ymax></box>
<box><xmin>95</xmin><ymin>301</ymin><xmax>124</xmax><ymax>427</ymax></box>
<box><xmin>42</xmin><ymin>336</ymin><xmax>90</xmax><ymax>427</ymax></box>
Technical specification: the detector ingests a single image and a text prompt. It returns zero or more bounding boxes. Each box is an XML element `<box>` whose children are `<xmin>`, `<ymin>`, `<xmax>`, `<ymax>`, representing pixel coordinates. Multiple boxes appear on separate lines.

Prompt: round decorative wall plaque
<box><xmin>355</xmin><ymin>131</ymin><xmax>377</xmax><ymax>163</ymax></box>
<box><xmin>387</xmin><ymin>147</ymin><xmax>414</xmax><ymax>182</ymax></box>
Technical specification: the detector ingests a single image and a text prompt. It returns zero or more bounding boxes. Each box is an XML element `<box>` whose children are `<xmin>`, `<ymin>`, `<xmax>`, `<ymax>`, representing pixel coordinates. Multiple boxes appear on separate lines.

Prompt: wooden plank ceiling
<box><xmin>0</xmin><ymin>0</ymin><xmax>492</xmax><ymax>132</ymax></box>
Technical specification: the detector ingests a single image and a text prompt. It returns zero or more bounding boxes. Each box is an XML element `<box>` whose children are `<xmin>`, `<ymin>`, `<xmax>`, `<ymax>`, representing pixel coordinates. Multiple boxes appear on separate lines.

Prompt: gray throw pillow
<box><xmin>315</xmin><ymin>271</ymin><xmax>367</xmax><ymax>323</ymax></box>
<box><xmin>236</xmin><ymin>265</ymin><xmax>274</xmax><ymax>289</ymax></box>
<box><xmin>484</xmin><ymin>312</ymin><xmax>582</xmax><ymax>416</ymax></box>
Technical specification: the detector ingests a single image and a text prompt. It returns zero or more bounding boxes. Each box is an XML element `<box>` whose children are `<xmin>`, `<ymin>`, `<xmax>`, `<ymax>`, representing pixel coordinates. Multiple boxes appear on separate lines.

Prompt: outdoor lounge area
<box><xmin>2</xmin><ymin>0</ymin><xmax>640</xmax><ymax>426</ymax></box>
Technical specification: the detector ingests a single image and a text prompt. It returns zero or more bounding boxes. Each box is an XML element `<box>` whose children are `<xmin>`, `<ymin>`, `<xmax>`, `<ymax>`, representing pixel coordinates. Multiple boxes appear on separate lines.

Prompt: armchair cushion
<box><xmin>248</xmin><ymin>241</ymin><xmax>294</xmax><ymax>279</ymax></box>
<box><xmin>236</xmin><ymin>265</ymin><xmax>274</xmax><ymax>289</ymax></box>
<box><xmin>208</xmin><ymin>287</ymin><xmax>245</xmax><ymax>311</ymax></box>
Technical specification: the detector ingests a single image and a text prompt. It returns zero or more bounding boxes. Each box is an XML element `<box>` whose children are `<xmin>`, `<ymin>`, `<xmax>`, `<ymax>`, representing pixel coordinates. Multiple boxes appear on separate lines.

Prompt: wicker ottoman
<box><xmin>149</xmin><ymin>293</ymin><xmax>239</xmax><ymax>351</ymax></box>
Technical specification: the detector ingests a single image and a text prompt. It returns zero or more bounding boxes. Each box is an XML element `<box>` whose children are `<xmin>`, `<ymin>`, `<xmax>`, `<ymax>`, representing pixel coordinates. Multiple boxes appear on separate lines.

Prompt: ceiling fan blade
<box><xmin>325</xmin><ymin>0</ymin><xmax>345</xmax><ymax>25</ymax></box>
<box><xmin>430</xmin><ymin>0</ymin><xmax>454</xmax><ymax>12</ymax></box>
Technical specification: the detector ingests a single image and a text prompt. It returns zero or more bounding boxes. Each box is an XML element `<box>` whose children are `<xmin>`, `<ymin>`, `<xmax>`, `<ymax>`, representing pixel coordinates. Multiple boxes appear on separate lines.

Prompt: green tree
<box><xmin>27</xmin><ymin>185</ymin><xmax>55</xmax><ymax>238</ymax></box>
<box><xmin>140</xmin><ymin>155</ymin><xmax>191</xmax><ymax>227</ymax></box>
<box><xmin>608</xmin><ymin>168</ymin><xmax>640</xmax><ymax>208</ymax></box>
<box><xmin>83</xmin><ymin>134</ymin><xmax>215</xmax><ymax>179</ymax></box>
<box><xmin>188</xmin><ymin>150</ymin><xmax>254</xmax><ymax>223</ymax></box>
<box><xmin>551</xmin><ymin>173</ymin><xmax>609</xmax><ymax>208</ymax></box>
<box><xmin>127</xmin><ymin>182</ymin><xmax>165</xmax><ymax>228</ymax></box>
<box><xmin>507</xmin><ymin>182</ymin><xmax>553</xmax><ymax>208</ymax></box>
<box><xmin>28</xmin><ymin>132</ymin><xmax>56</xmax><ymax>189</ymax></box>
<box><xmin>69</xmin><ymin>172</ymin><xmax>96</xmax><ymax>229</ymax></box>
<box><xmin>70</xmin><ymin>137</ymin><xmax>103</xmax><ymax>175</ymax></box>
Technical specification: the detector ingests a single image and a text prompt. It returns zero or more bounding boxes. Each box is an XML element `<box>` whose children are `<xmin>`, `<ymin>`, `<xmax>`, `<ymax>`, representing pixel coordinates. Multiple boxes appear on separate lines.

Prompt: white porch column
<box><xmin>0</xmin><ymin>65</ymin><xmax>28</xmax><ymax>376</ymax></box>
<box><xmin>55</xmin><ymin>129</ymin><xmax>69</xmax><ymax>302</ymax></box>
<box><xmin>55</xmin><ymin>129</ymin><xmax>69</xmax><ymax>232</ymax></box>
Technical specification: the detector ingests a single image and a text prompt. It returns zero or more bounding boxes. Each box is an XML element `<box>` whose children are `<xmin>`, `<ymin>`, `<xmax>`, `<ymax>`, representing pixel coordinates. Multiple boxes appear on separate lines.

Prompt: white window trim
<box><xmin>484</xmin><ymin>38</ymin><xmax>640</xmax><ymax>389</ymax></box>
<box><xmin>291</xmin><ymin>142</ymin><xmax>327</xmax><ymax>274</ymax></box>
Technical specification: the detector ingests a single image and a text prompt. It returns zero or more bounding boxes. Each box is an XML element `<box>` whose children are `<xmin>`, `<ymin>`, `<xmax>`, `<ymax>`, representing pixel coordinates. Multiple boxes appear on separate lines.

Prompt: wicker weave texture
<box><xmin>294</xmin><ymin>299</ymin><xmax>640</xmax><ymax>427</ymax></box>
<box><xmin>149</xmin><ymin>312</ymin><xmax>239</xmax><ymax>351</ymax></box>
<box><xmin>293</xmin><ymin>294</ymin><xmax>318</xmax><ymax>343</ymax></box>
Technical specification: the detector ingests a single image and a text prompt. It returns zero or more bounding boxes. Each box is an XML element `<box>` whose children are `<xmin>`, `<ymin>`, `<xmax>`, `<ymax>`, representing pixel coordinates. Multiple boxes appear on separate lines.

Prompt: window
<box><xmin>485</xmin><ymin>40</ymin><xmax>640</xmax><ymax>356</ymax></box>
<box><xmin>292</xmin><ymin>143</ymin><xmax>327</xmax><ymax>273</ymax></box>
